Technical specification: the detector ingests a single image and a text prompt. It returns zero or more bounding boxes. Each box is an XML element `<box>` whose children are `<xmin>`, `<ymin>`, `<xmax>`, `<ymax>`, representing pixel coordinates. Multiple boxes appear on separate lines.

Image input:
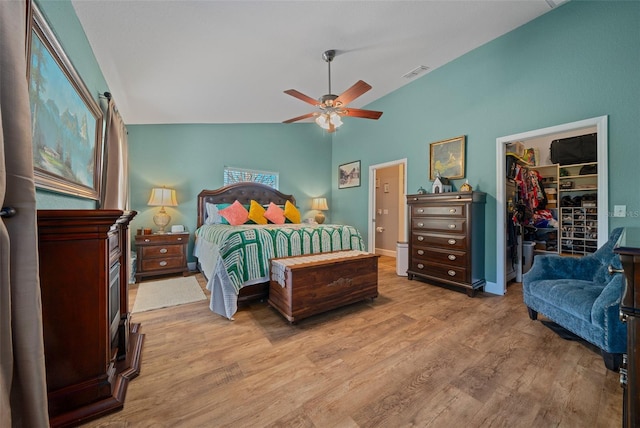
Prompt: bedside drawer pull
<box><xmin>177</xmin><ymin>237</ymin><xmax>183</xmax><ymax>241</ymax></box>
<box><xmin>417</xmin><ymin>222</ymin><xmax>424</xmax><ymax>227</ymax></box>
<box><xmin>160</xmin><ymin>248</ymin><xmax>168</xmax><ymax>254</ymax></box>
<box><xmin>417</xmin><ymin>263</ymin><xmax>424</xmax><ymax>269</ymax></box>
<box><xmin>449</xmin><ymin>208</ymin><xmax>456</xmax><ymax>214</ymax></box>
<box><xmin>417</xmin><ymin>250</ymin><xmax>424</xmax><ymax>256</ymax></box>
<box><xmin>448</xmin><ymin>224</ymin><xmax>456</xmax><ymax>229</ymax></box>
<box><xmin>417</xmin><ymin>236</ymin><xmax>424</xmax><ymax>242</ymax></box>
<box><xmin>159</xmin><ymin>261</ymin><xmax>168</xmax><ymax>267</ymax></box>
<box><xmin>456</xmin><ymin>195</ymin><xmax>461</xmax><ymax>199</ymax></box>
<box><xmin>448</xmin><ymin>239</ymin><xmax>456</xmax><ymax>245</ymax></box>
<box><xmin>448</xmin><ymin>270</ymin><xmax>456</xmax><ymax>276</ymax></box>
<box><xmin>417</xmin><ymin>208</ymin><xmax>424</xmax><ymax>213</ymax></box>
<box><xmin>144</xmin><ymin>239</ymin><xmax>150</xmax><ymax>242</ymax></box>
<box><xmin>448</xmin><ymin>254</ymin><xmax>456</xmax><ymax>261</ymax></box>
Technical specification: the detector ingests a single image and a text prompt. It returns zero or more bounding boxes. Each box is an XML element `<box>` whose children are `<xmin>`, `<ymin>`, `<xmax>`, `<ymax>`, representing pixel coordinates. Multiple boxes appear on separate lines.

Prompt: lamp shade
<box><xmin>311</xmin><ymin>197</ymin><xmax>328</xmax><ymax>211</ymax></box>
<box><xmin>148</xmin><ymin>187</ymin><xmax>178</xmax><ymax>207</ymax></box>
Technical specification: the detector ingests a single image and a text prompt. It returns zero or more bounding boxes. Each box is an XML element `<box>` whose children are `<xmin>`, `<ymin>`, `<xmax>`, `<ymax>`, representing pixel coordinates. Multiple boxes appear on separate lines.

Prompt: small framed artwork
<box><xmin>429</xmin><ymin>135</ymin><xmax>466</xmax><ymax>180</ymax></box>
<box><xmin>27</xmin><ymin>4</ymin><xmax>104</xmax><ymax>200</ymax></box>
<box><xmin>338</xmin><ymin>160</ymin><xmax>361</xmax><ymax>189</ymax></box>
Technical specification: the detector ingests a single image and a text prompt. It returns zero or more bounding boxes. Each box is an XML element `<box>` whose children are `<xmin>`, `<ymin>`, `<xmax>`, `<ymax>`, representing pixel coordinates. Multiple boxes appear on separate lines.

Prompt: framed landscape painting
<box><xmin>338</xmin><ymin>160</ymin><xmax>361</xmax><ymax>189</ymax></box>
<box><xmin>27</xmin><ymin>4</ymin><xmax>104</xmax><ymax>200</ymax></box>
<box><xmin>429</xmin><ymin>135</ymin><xmax>466</xmax><ymax>180</ymax></box>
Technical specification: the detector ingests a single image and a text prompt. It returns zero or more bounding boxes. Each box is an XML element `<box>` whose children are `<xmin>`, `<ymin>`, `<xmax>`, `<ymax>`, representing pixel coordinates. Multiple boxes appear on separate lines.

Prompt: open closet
<box><xmin>495</xmin><ymin>116</ymin><xmax>608</xmax><ymax>294</ymax></box>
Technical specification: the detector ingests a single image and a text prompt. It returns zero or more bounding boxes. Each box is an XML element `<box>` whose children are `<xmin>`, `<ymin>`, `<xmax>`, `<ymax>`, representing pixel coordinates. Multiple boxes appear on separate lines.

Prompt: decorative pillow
<box><xmin>248</xmin><ymin>200</ymin><xmax>268</xmax><ymax>225</ymax></box>
<box><xmin>264</xmin><ymin>202</ymin><xmax>286</xmax><ymax>224</ymax></box>
<box><xmin>218</xmin><ymin>200</ymin><xmax>249</xmax><ymax>226</ymax></box>
<box><xmin>205</xmin><ymin>202</ymin><xmax>228</xmax><ymax>225</ymax></box>
<box><xmin>284</xmin><ymin>200</ymin><xmax>301</xmax><ymax>224</ymax></box>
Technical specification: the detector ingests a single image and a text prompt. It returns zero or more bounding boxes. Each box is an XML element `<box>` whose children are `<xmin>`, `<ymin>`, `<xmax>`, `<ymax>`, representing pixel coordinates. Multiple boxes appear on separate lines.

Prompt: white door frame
<box><xmin>493</xmin><ymin>115</ymin><xmax>608</xmax><ymax>295</ymax></box>
<box><xmin>368</xmin><ymin>158</ymin><xmax>408</xmax><ymax>253</ymax></box>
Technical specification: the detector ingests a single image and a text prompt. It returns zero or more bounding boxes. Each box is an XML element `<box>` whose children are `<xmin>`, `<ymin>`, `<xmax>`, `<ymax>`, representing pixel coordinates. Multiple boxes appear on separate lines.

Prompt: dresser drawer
<box><xmin>137</xmin><ymin>233</ymin><xmax>187</xmax><ymax>245</ymax></box>
<box><xmin>140</xmin><ymin>256</ymin><xmax>185</xmax><ymax>272</ymax></box>
<box><xmin>412</xmin><ymin>218</ymin><xmax>466</xmax><ymax>234</ymax></box>
<box><xmin>411</xmin><ymin>204</ymin><xmax>466</xmax><ymax>218</ymax></box>
<box><xmin>410</xmin><ymin>261</ymin><xmax>468</xmax><ymax>283</ymax></box>
<box><xmin>140</xmin><ymin>244</ymin><xmax>184</xmax><ymax>259</ymax></box>
<box><xmin>412</xmin><ymin>247</ymin><xmax>467</xmax><ymax>267</ymax></box>
<box><xmin>412</xmin><ymin>232</ymin><xmax>467</xmax><ymax>250</ymax></box>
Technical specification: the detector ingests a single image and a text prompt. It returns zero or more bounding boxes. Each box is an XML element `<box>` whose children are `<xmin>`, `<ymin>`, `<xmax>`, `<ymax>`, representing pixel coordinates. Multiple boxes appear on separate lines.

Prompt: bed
<box><xmin>194</xmin><ymin>182</ymin><xmax>365</xmax><ymax>319</ymax></box>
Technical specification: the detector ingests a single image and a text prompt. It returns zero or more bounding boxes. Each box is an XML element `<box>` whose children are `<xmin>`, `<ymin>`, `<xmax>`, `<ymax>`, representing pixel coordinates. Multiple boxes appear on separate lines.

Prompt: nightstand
<box><xmin>135</xmin><ymin>232</ymin><xmax>189</xmax><ymax>282</ymax></box>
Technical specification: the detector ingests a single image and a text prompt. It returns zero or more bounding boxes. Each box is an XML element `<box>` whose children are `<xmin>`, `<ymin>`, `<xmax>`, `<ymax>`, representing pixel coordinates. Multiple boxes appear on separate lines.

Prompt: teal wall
<box><xmin>33</xmin><ymin>0</ymin><xmax>108</xmax><ymax>209</ymax></box>
<box><xmin>331</xmin><ymin>1</ymin><xmax>640</xmax><ymax>283</ymax></box>
<box><xmin>31</xmin><ymin>1</ymin><xmax>639</xmax><ymax>281</ymax></box>
<box><xmin>127</xmin><ymin>123</ymin><xmax>332</xmax><ymax>257</ymax></box>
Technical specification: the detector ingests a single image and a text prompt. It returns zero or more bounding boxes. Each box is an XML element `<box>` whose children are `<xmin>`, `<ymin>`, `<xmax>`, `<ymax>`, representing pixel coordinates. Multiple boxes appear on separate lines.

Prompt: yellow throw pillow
<box><xmin>284</xmin><ymin>200</ymin><xmax>301</xmax><ymax>224</ymax></box>
<box><xmin>248</xmin><ymin>200</ymin><xmax>268</xmax><ymax>225</ymax></box>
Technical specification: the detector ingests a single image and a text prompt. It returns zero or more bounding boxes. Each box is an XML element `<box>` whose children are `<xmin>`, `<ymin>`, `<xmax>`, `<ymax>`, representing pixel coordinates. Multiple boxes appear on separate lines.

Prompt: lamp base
<box><xmin>153</xmin><ymin>208</ymin><xmax>171</xmax><ymax>233</ymax></box>
<box><xmin>314</xmin><ymin>212</ymin><xmax>326</xmax><ymax>224</ymax></box>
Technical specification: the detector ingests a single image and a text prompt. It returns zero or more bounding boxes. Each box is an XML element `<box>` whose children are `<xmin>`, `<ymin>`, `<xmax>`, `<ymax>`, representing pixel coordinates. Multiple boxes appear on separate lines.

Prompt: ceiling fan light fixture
<box><xmin>315</xmin><ymin>112</ymin><xmax>343</xmax><ymax>130</ymax></box>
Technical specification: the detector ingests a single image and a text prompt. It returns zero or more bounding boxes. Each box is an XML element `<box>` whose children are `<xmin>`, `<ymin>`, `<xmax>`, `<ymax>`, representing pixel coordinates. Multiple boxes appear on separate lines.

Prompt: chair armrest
<box><xmin>524</xmin><ymin>254</ymin><xmax>601</xmax><ymax>283</ymax></box>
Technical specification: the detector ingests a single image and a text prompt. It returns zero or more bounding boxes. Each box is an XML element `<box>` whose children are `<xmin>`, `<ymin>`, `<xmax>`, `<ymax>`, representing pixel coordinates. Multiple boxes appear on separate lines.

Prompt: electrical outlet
<box><xmin>614</xmin><ymin>205</ymin><xmax>626</xmax><ymax>217</ymax></box>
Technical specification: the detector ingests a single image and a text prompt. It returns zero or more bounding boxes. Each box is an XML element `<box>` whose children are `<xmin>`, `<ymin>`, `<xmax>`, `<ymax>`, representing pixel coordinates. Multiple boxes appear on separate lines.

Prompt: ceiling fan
<box><xmin>283</xmin><ymin>50</ymin><xmax>383</xmax><ymax>133</ymax></box>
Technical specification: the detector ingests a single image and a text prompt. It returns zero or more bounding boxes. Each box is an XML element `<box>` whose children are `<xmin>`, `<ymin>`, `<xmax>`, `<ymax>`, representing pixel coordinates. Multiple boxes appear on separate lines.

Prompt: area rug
<box><xmin>132</xmin><ymin>276</ymin><xmax>206</xmax><ymax>313</ymax></box>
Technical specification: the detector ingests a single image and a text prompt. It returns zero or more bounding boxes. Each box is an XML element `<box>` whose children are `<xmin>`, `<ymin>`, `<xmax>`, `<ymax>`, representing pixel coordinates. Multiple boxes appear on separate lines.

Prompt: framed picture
<box><xmin>27</xmin><ymin>4</ymin><xmax>104</xmax><ymax>200</ymax></box>
<box><xmin>338</xmin><ymin>160</ymin><xmax>361</xmax><ymax>189</ymax></box>
<box><xmin>429</xmin><ymin>135</ymin><xmax>466</xmax><ymax>180</ymax></box>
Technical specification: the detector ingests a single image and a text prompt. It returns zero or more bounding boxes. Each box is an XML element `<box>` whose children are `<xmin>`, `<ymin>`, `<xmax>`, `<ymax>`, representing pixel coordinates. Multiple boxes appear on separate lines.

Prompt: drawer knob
<box><xmin>417</xmin><ymin>250</ymin><xmax>424</xmax><ymax>255</ymax></box>
<box><xmin>417</xmin><ymin>208</ymin><xmax>424</xmax><ymax>213</ymax></box>
<box><xmin>417</xmin><ymin>236</ymin><xmax>424</xmax><ymax>241</ymax></box>
<box><xmin>449</xmin><ymin>208</ymin><xmax>456</xmax><ymax>213</ymax></box>
<box><xmin>417</xmin><ymin>222</ymin><xmax>424</xmax><ymax>227</ymax></box>
<box><xmin>144</xmin><ymin>239</ymin><xmax>150</xmax><ymax>242</ymax></box>
<box><xmin>417</xmin><ymin>263</ymin><xmax>424</xmax><ymax>269</ymax></box>
<box><xmin>456</xmin><ymin>195</ymin><xmax>461</xmax><ymax>199</ymax></box>
<box><xmin>177</xmin><ymin>237</ymin><xmax>183</xmax><ymax>241</ymax></box>
<box><xmin>448</xmin><ymin>224</ymin><xmax>456</xmax><ymax>229</ymax></box>
<box><xmin>160</xmin><ymin>248</ymin><xmax>168</xmax><ymax>254</ymax></box>
<box><xmin>448</xmin><ymin>254</ymin><xmax>456</xmax><ymax>261</ymax></box>
<box><xmin>159</xmin><ymin>261</ymin><xmax>168</xmax><ymax>267</ymax></box>
<box><xmin>448</xmin><ymin>270</ymin><xmax>456</xmax><ymax>276</ymax></box>
<box><xmin>448</xmin><ymin>239</ymin><xmax>456</xmax><ymax>245</ymax></box>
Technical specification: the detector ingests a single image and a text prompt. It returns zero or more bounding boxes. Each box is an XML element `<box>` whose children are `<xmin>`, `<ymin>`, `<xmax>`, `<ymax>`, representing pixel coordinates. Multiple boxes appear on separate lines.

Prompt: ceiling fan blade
<box><xmin>335</xmin><ymin>80</ymin><xmax>372</xmax><ymax>106</ymax></box>
<box><xmin>342</xmin><ymin>108</ymin><xmax>383</xmax><ymax>120</ymax></box>
<box><xmin>284</xmin><ymin>89</ymin><xmax>319</xmax><ymax>106</ymax></box>
<box><xmin>283</xmin><ymin>112</ymin><xmax>316</xmax><ymax>123</ymax></box>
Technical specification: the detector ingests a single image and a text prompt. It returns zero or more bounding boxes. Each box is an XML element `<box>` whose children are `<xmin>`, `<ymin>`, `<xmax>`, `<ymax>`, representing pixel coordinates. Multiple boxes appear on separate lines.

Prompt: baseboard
<box><xmin>375</xmin><ymin>248</ymin><xmax>396</xmax><ymax>258</ymax></box>
<box><xmin>188</xmin><ymin>262</ymin><xmax>197</xmax><ymax>271</ymax></box>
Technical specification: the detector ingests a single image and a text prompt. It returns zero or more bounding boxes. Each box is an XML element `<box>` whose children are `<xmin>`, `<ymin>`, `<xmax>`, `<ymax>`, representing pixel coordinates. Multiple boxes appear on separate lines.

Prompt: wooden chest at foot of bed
<box><xmin>268</xmin><ymin>251</ymin><xmax>379</xmax><ymax>322</ymax></box>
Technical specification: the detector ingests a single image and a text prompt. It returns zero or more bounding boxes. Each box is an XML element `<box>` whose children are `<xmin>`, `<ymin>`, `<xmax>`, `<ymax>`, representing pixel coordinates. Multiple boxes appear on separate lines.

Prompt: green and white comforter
<box><xmin>194</xmin><ymin>223</ymin><xmax>365</xmax><ymax>319</ymax></box>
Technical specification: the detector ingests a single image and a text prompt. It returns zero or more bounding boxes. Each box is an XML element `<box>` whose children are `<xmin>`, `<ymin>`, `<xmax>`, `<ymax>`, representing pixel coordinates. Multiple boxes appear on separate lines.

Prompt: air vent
<box><xmin>402</xmin><ymin>65</ymin><xmax>430</xmax><ymax>79</ymax></box>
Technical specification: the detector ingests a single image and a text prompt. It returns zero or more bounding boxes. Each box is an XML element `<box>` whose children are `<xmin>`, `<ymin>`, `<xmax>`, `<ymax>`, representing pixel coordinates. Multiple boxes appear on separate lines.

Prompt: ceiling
<box><xmin>71</xmin><ymin>0</ymin><xmax>564</xmax><ymax>125</ymax></box>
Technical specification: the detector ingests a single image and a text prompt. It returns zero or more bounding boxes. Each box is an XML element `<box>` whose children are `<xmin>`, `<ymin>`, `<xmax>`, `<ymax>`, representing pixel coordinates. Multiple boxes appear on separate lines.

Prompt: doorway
<box><xmin>368</xmin><ymin>159</ymin><xmax>408</xmax><ymax>255</ymax></box>
<box><xmin>494</xmin><ymin>116</ymin><xmax>609</xmax><ymax>295</ymax></box>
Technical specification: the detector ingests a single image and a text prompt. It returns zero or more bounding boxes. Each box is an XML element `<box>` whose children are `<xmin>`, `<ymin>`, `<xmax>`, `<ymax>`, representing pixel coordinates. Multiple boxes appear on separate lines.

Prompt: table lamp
<box><xmin>311</xmin><ymin>197</ymin><xmax>328</xmax><ymax>224</ymax></box>
<box><xmin>148</xmin><ymin>187</ymin><xmax>178</xmax><ymax>233</ymax></box>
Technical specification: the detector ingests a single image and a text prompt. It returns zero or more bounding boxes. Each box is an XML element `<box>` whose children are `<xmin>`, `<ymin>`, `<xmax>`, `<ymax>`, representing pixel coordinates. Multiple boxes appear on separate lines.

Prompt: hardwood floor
<box><xmin>84</xmin><ymin>256</ymin><xmax>622</xmax><ymax>427</ymax></box>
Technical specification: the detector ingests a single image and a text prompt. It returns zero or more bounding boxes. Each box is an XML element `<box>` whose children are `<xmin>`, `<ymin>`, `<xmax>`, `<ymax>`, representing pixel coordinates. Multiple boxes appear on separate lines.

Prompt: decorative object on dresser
<box><xmin>407</xmin><ymin>191</ymin><xmax>486</xmax><ymax>297</ymax></box>
<box><xmin>269</xmin><ymin>251</ymin><xmax>379</xmax><ymax>323</ymax></box>
<box><xmin>147</xmin><ymin>186</ymin><xmax>178</xmax><ymax>233</ymax></box>
<box><xmin>135</xmin><ymin>232</ymin><xmax>189</xmax><ymax>282</ymax></box>
<box><xmin>431</xmin><ymin>172</ymin><xmax>452</xmax><ymax>194</ymax></box>
<box><xmin>613</xmin><ymin>227</ymin><xmax>640</xmax><ymax>428</ymax></box>
<box><xmin>311</xmin><ymin>197</ymin><xmax>329</xmax><ymax>224</ymax></box>
<box><xmin>37</xmin><ymin>210</ymin><xmax>143</xmax><ymax>427</ymax></box>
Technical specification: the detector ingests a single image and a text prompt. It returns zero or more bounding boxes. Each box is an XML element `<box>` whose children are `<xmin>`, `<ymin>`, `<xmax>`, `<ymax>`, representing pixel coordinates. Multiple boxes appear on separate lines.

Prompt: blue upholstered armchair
<box><xmin>523</xmin><ymin>228</ymin><xmax>626</xmax><ymax>370</ymax></box>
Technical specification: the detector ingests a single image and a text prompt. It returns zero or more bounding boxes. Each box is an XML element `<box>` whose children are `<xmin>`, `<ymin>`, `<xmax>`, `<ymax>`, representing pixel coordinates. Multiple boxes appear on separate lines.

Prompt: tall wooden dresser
<box><xmin>406</xmin><ymin>191</ymin><xmax>486</xmax><ymax>296</ymax></box>
<box><xmin>37</xmin><ymin>210</ymin><xmax>144</xmax><ymax>427</ymax></box>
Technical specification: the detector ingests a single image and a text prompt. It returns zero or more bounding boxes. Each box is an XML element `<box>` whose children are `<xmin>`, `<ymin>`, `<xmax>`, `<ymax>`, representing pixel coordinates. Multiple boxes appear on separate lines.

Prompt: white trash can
<box><xmin>396</xmin><ymin>241</ymin><xmax>408</xmax><ymax>276</ymax></box>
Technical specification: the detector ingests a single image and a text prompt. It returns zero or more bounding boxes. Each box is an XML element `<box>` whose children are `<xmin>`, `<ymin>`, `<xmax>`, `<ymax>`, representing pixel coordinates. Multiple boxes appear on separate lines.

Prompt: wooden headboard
<box><xmin>197</xmin><ymin>182</ymin><xmax>296</xmax><ymax>227</ymax></box>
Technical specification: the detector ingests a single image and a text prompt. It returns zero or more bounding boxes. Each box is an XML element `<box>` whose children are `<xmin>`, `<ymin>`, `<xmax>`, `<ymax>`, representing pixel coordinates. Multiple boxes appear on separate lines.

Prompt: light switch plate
<box><xmin>614</xmin><ymin>205</ymin><xmax>626</xmax><ymax>217</ymax></box>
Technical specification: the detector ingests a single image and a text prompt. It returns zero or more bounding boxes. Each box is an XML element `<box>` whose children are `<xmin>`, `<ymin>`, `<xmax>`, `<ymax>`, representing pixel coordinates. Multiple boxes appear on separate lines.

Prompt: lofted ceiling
<box><xmin>71</xmin><ymin>0</ymin><xmax>564</xmax><ymax>125</ymax></box>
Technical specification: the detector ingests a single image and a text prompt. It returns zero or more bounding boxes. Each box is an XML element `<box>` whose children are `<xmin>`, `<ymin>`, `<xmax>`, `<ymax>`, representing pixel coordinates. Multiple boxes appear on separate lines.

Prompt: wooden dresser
<box><xmin>406</xmin><ymin>191</ymin><xmax>486</xmax><ymax>296</ymax></box>
<box><xmin>37</xmin><ymin>210</ymin><xmax>143</xmax><ymax>427</ymax></box>
<box><xmin>614</xmin><ymin>227</ymin><xmax>640</xmax><ymax>427</ymax></box>
<box><xmin>134</xmin><ymin>232</ymin><xmax>189</xmax><ymax>282</ymax></box>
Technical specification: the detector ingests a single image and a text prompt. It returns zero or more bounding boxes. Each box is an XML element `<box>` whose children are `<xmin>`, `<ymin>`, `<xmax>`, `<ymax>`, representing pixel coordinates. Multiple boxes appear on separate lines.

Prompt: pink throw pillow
<box><xmin>218</xmin><ymin>200</ymin><xmax>249</xmax><ymax>226</ymax></box>
<box><xmin>264</xmin><ymin>202</ymin><xmax>286</xmax><ymax>224</ymax></box>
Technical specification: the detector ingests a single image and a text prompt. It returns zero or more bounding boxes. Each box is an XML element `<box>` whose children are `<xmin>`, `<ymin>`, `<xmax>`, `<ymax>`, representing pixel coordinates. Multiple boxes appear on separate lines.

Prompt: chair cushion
<box><xmin>527</xmin><ymin>278</ymin><xmax>606</xmax><ymax>323</ymax></box>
